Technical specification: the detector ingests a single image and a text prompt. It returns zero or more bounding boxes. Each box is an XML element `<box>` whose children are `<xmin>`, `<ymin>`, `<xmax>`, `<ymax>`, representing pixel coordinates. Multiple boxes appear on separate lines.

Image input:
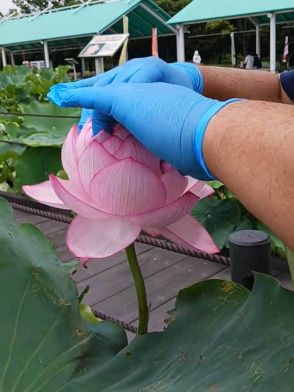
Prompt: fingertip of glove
<box><xmin>47</xmin><ymin>89</ymin><xmax>74</xmax><ymax>107</ymax></box>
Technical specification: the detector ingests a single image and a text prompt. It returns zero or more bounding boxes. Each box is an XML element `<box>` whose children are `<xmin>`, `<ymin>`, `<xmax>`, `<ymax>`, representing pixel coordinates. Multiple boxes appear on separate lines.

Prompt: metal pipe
<box><xmin>1</xmin><ymin>47</ymin><xmax>7</xmax><ymax>67</ymax></box>
<box><xmin>176</xmin><ymin>24</ymin><xmax>185</xmax><ymax>62</ymax></box>
<box><xmin>268</xmin><ymin>13</ymin><xmax>276</xmax><ymax>72</ymax></box>
<box><xmin>95</xmin><ymin>57</ymin><xmax>104</xmax><ymax>74</ymax></box>
<box><xmin>230</xmin><ymin>32</ymin><xmax>236</xmax><ymax>66</ymax></box>
<box><xmin>10</xmin><ymin>51</ymin><xmax>15</xmax><ymax>66</ymax></box>
<box><xmin>256</xmin><ymin>25</ymin><xmax>261</xmax><ymax>57</ymax></box>
<box><xmin>43</xmin><ymin>41</ymin><xmax>50</xmax><ymax>68</ymax></box>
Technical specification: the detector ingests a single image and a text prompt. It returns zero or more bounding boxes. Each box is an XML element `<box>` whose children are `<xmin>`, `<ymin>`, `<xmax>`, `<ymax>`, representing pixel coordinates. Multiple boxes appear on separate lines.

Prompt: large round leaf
<box><xmin>0</xmin><ymin>197</ymin><xmax>127</xmax><ymax>392</ymax></box>
<box><xmin>21</xmin><ymin>101</ymin><xmax>80</xmax><ymax>144</ymax></box>
<box><xmin>14</xmin><ymin>147</ymin><xmax>62</xmax><ymax>192</ymax></box>
<box><xmin>193</xmin><ymin>197</ymin><xmax>242</xmax><ymax>248</ymax></box>
<box><xmin>68</xmin><ymin>275</ymin><xmax>294</xmax><ymax>391</ymax></box>
<box><xmin>1</xmin><ymin>195</ymin><xmax>294</xmax><ymax>391</ymax></box>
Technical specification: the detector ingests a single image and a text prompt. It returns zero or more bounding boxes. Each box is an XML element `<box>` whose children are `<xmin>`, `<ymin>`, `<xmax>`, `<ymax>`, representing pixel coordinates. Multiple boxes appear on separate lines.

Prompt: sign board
<box><xmin>79</xmin><ymin>34</ymin><xmax>129</xmax><ymax>58</ymax></box>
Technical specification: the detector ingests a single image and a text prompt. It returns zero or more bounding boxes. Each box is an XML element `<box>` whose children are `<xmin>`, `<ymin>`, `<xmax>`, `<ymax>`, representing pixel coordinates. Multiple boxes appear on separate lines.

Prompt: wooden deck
<box><xmin>13</xmin><ymin>208</ymin><xmax>293</xmax><ymax>337</ymax></box>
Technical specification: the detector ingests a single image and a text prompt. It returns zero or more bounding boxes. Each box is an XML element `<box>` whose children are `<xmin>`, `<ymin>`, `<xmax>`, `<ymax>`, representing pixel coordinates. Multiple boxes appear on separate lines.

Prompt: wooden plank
<box><xmin>140</xmin><ymin>268</ymin><xmax>293</xmax><ymax>333</ymax></box>
<box><xmin>92</xmin><ymin>258</ymin><xmax>226</xmax><ymax>324</ymax></box>
<box><xmin>73</xmin><ymin>243</ymin><xmax>154</xmax><ymax>283</ymax></box>
<box><xmin>13</xmin><ymin>209</ymin><xmax>49</xmax><ymax>225</ymax></box>
<box><xmin>144</xmin><ymin>298</ymin><xmax>175</xmax><ymax>332</ymax></box>
<box><xmin>78</xmin><ymin>248</ymin><xmax>189</xmax><ymax>307</ymax></box>
<box><xmin>36</xmin><ymin>220</ymin><xmax>68</xmax><ymax>236</ymax></box>
<box><xmin>276</xmin><ymin>271</ymin><xmax>293</xmax><ymax>290</ymax></box>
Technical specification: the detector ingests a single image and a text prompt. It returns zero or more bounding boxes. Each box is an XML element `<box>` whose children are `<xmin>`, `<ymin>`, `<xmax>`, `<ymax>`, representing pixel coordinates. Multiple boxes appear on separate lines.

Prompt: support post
<box><xmin>81</xmin><ymin>58</ymin><xmax>86</xmax><ymax>76</ymax></box>
<box><xmin>1</xmin><ymin>47</ymin><xmax>7</xmax><ymax>67</ymax></box>
<box><xmin>229</xmin><ymin>230</ymin><xmax>272</xmax><ymax>290</ymax></box>
<box><xmin>43</xmin><ymin>41</ymin><xmax>50</xmax><ymax>68</ymax></box>
<box><xmin>268</xmin><ymin>13</ymin><xmax>276</xmax><ymax>73</ymax></box>
<box><xmin>10</xmin><ymin>51</ymin><xmax>15</xmax><ymax>66</ymax></box>
<box><xmin>95</xmin><ymin>57</ymin><xmax>104</xmax><ymax>75</ymax></box>
<box><xmin>176</xmin><ymin>24</ymin><xmax>185</xmax><ymax>62</ymax></box>
<box><xmin>256</xmin><ymin>25</ymin><xmax>261</xmax><ymax>57</ymax></box>
<box><xmin>230</xmin><ymin>32</ymin><xmax>236</xmax><ymax>66</ymax></box>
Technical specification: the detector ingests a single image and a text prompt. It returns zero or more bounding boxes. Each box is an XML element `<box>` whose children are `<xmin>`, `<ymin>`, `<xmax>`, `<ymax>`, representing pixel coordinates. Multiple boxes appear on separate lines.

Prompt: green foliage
<box><xmin>12</xmin><ymin>0</ymin><xmax>79</xmax><ymax>14</ymax></box>
<box><xmin>1</xmin><ymin>196</ymin><xmax>294</xmax><ymax>391</ymax></box>
<box><xmin>193</xmin><ymin>196</ymin><xmax>252</xmax><ymax>249</ymax></box>
<box><xmin>0</xmin><ymin>197</ymin><xmax>127</xmax><ymax>391</ymax></box>
<box><xmin>154</xmin><ymin>0</ymin><xmax>191</xmax><ymax>16</ymax></box>
<box><xmin>14</xmin><ymin>147</ymin><xmax>62</xmax><ymax>192</ymax></box>
<box><xmin>194</xmin><ymin>182</ymin><xmax>285</xmax><ymax>258</ymax></box>
<box><xmin>0</xmin><ymin>66</ymin><xmax>80</xmax><ymax>192</ymax></box>
<box><xmin>206</xmin><ymin>20</ymin><xmax>235</xmax><ymax>33</ymax></box>
<box><xmin>0</xmin><ymin>65</ymin><xmax>71</xmax><ymax>112</ymax></box>
<box><xmin>286</xmin><ymin>248</ymin><xmax>294</xmax><ymax>289</ymax></box>
<box><xmin>73</xmin><ymin>274</ymin><xmax>294</xmax><ymax>391</ymax></box>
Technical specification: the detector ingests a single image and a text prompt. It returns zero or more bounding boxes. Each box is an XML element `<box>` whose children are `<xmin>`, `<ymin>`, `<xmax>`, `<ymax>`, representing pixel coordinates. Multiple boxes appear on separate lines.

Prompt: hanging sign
<box><xmin>79</xmin><ymin>34</ymin><xmax>129</xmax><ymax>58</ymax></box>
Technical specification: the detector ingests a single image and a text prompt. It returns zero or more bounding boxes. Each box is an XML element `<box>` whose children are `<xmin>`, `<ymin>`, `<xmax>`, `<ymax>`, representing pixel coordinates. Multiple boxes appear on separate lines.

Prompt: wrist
<box><xmin>169</xmin><ymin>62</ymin><xmax>203</xmax><ymax>93</ymax></box>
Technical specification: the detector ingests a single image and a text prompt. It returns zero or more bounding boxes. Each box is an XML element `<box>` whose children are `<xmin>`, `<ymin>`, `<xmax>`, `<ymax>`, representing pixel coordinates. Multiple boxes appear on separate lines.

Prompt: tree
<box><xmin>13</xmin><ymin>0</ymin><xmax>79</xmax><ymax>14</ymax></box>
<box><xmin>154</xmin><ymin>0</ymin><xmax>191</xmax><ymax>16</ymax></box>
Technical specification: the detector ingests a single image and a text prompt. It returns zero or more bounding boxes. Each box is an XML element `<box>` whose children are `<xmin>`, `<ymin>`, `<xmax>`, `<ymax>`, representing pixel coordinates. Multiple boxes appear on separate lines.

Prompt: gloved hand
<box><xmin>48</xmin><ymin>82</ymin><xmax>238</xmax><ymax>180</ymax></box>
<box><xmin>49</xmin><ymin>57</ymin><xmax>203</xmax><ymax>132</ymax></box>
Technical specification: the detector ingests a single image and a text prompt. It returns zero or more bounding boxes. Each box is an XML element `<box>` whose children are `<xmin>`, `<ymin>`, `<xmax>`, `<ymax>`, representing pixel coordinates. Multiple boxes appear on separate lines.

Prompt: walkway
<box><xmin>14</xmin><ymin>208</ymin><xmax>293</xmax><ymax>337</ymax></box>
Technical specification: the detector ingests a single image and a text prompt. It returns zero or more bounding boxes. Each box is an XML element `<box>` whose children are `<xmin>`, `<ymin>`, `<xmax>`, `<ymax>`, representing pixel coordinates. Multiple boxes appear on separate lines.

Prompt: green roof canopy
<box><xmin>0</xmin><ymin>0</ymin><xmax>174</xmax><ymax>51</ymax></box>
<box><xmin>168</xmin><ymin>0</ymin><xmax>294</xmax><ymax>25</ymax></box>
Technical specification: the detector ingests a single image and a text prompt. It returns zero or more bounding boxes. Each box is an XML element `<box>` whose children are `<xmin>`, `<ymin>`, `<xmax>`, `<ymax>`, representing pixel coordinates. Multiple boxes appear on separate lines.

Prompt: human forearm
<box><xmin>203</xmin><ymin>100</ymin><xmax>294</xmax><ymax>249</ymax></box>
<box><xmin>200</xmin><ymin>65</ymin><xmax>291</xmax><ymax>104</ymax></box>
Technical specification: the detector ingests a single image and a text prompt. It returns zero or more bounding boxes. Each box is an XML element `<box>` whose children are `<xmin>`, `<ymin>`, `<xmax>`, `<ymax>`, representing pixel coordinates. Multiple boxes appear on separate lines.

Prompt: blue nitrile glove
<box><xmin>280</xmin><ymin>69</ymin><xmax>294</xmax><ymax>101</ymax></box>
<box><xmin>48</xmin><ymin>83</ymin><xmax>238</xmax><ymax>180</ymax></box>
<box><xmin>49</xmin><ymin>57</ymin><xmax>203</xmax><ymax>132</ymax></box>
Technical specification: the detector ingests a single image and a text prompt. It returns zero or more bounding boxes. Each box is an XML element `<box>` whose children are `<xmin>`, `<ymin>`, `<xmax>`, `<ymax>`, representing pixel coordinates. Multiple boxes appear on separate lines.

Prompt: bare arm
<box><xmin>203</xmin><ymin>100</ymin><xmax>294</xmax><ymax>249</ymax></box>
<box><xmin>200</xmin><ymin>65</ymin><xmax>292</xmax><ymax>104</ymax></box>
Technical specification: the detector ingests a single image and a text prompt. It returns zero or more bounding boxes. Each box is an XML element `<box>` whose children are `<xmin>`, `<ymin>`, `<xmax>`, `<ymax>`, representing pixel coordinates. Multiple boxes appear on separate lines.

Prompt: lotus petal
<box><xmin>89</xmin><ymin>158</ymin><xmax>166</xmax><ymax>216</ymax></box>
<box><xmin>23</xmin><ymin>180</ymin><xmax>68</xmax><ymax>210</ymax></box>
<box><xmin>95</xmin><ymin>130</ymin><xmax>110</xmax><ymax>143</ymax></box>
<box><xmin>134</xmin><ymin>192</ymin><xmax>197</xmax><ymax>228</ymax></box>
<box><xmin>79</xmin><ymin>141</ymin><xmax>117</xmax><ymax>192</ymax></box>
<box><xmin>50</xmin><ymin>175</ymin><xmax>109</xmax><ymax>219</ymax></box>
<box><xmin>116</xmin><ymin>136</ymin><xmax>161</xmax><ymax>175</ymax></box>
<box><xmin>61</xmin><ymin>124</ymin><xmax>80</xmax><ymax>185</ymax></box>
<box><xmin>102</xmin><ymin>136</ymin><xmax>123</xmax><ymax>155</ymax></box>
<box><xmin>160</xmin><ymin>215</ymin><xmax>219</xmax><ymax>254</ymax></box>
<box><xmin>161</xmin><ymin>168</ymin><xmax>189</xmax><ymax>204</ymax></box>
<box><xmin>186</xmin><ymin>177</ymin><xmax>214</xmax><ymax>199</ymax></box>
<box><xmin>67</xmin><ymin>215</ymin><xmax>140</xmax><ymax>258</ymax></box>
<box><xmin>76</xmin><ymin>119</ymin><xmax>93</xmax><ymax>158</ymax></box>
<box><xmin>196</xmin><ymin>184</ymin><xmax>215</xmax><ymax>199</ymax></box>
<box><xmin>113</xmin><ymin>124</ymin><xmax>129</xmax><ymax>140</ymax></box>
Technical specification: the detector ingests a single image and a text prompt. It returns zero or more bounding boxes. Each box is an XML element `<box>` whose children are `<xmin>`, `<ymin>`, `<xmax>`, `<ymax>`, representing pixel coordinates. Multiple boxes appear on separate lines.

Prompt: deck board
<box><xmin>11</xmin><ymin>208</ymin><xmax>293</xmax><ymax>336</ymax></box>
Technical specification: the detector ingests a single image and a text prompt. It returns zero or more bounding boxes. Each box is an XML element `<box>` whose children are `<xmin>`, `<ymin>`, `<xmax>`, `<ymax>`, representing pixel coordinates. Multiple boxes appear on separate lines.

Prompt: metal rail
<box><xmin>0</xmin><ymin>191</ymin><xmax>232</xmax><ymax>335</ymax></box>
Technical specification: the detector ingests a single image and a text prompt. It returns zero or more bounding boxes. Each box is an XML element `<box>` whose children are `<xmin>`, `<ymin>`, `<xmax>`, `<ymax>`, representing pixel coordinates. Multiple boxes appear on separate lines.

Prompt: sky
<box><xmin>0</xmin><ymin>0</ymin><xmax>16</xmax><ymax>14</ymax></box>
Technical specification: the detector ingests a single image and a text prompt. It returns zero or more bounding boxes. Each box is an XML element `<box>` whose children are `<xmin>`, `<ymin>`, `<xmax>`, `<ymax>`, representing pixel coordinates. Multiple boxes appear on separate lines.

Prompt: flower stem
<box><xmin>125</xmin><ymin>243</ymin><xmax>149</xmax><ymax>335</ymax></box>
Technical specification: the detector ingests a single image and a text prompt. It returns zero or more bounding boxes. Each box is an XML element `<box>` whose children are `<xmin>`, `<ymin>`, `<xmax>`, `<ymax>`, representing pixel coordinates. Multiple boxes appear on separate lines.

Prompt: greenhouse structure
<box><xmin>0</xmin><ymin>0</ymin><xmax>175</xmax><ymax>69</ymax></box>
<box><xmin>169</xmin><ymin>0</ymin><xmax>294</xmax><ymax>72</ymax></box>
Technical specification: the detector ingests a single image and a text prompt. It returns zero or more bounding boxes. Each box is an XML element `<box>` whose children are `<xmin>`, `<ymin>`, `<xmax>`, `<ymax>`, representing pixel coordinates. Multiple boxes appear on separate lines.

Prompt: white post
<box><xmin>230</xmin><ymin>32</ymin><xmax>236</xmax><ymax>66</ymax></box>
<box><xmin>43</xmin><ymin>41</ymin><xmax>50</xmax><ymax>68</ymax></box>
<box><xmin>10</xmin><ymin>51</ymin><xmax>15</xmax><ymax>66</ymax></box>
<box><xmin>81</xmin><ymin>58</ymin><xmax>86</xmax><ymax>75</ymax></box>
<box><xmin>176</xmin><ymin>24</ymin><xmax>185</xmax><ymax>62</ymax></box>
<box><xmin>256</xmin><ymin>25</ymin><xmax>261</xmax><ymax>57</ymax></box>
<box><xmin>95</xmin><ymin>57</ymin><xmax>104</xmax><ymax>74</ymax></box>
<box><xmin>1</xmin><ymin>47</ymin><xmax>7</xmax><ymax>67</ymax></box>
<box><xmin>268</xmin><ymin>13</ymin><xmax>276</xmax><ymax>73</ymax></box>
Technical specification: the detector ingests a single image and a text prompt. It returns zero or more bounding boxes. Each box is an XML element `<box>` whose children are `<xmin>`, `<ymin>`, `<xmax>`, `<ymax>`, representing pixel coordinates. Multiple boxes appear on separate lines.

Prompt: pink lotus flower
<box><xmin>23</xmin><ymin>121</ymin><xmax>218</xmax><ymax>262</ymax></box>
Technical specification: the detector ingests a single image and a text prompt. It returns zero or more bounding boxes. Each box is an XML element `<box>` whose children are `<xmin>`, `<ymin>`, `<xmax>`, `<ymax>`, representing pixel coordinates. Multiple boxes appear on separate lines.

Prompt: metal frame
<box><xmin>172</xmin><ymin>8</ymin><xmax>294</xmax><ymax>70</ymax></box>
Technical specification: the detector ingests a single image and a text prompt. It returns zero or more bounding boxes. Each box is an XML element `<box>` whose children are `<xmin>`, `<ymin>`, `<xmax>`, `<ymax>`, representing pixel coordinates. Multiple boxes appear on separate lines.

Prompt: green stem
<box><xmin>125</xmin><ymin>243</ymin><xmax>149</xmax><ymax>335</ymax></box>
